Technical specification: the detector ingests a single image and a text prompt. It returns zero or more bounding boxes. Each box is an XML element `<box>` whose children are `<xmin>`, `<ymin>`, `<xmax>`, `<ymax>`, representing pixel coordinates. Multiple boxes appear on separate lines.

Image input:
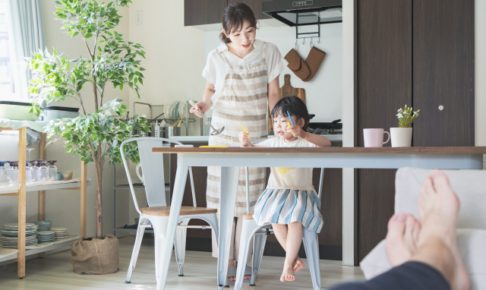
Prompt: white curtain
<box><xmin>8</xmin><ymin>0</ymin><xmax>44</xmax><ymax>99</ymax></box>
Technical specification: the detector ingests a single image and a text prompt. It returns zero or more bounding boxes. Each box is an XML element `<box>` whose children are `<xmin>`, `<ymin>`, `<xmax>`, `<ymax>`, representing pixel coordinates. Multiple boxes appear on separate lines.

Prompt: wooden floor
<box><xmin>0</xmin><ymin>236</ymin><xmax>364</xmax><ymax>290</ymax></box>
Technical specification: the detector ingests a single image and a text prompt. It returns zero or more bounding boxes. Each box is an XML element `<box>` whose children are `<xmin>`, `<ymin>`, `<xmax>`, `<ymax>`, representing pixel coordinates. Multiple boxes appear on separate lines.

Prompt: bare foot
<box><xmin>280</xmin><ymin>262</ymin><xmax>295</xmax><ymax>282</ymax></box>
<box><xmin>385</xmin><ymin>213</ymin><xmax>421</xmax><ymax>266</ymax></box>
<box><xmin>293</xmin><ymin>259</ymin><xmax>304</xmax><ymax>272</ymax></box>
<box><xmin>418</xmin><ymin>171</ymin><xmax>470</xmax><ymax>290</ymax></box>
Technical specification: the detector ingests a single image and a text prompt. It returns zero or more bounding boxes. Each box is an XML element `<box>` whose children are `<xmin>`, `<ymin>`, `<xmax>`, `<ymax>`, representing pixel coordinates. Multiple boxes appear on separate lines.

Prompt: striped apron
<box><xmin>206</xmin><ymin>53</ymin><xmax>268</xmax><ymax>217</ymax></box>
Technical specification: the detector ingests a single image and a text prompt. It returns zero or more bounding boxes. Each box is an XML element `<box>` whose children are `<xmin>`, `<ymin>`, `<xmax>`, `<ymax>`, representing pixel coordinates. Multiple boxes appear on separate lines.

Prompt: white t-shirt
<box><xmin>257</xmin><ymin>136</ymin><xmax>317</xmax><ymax>191</ymax></box>
<box><xmin>202</xmin><ymin>40</ymin><xmax>285</xmax><ymax>101</ymax></box>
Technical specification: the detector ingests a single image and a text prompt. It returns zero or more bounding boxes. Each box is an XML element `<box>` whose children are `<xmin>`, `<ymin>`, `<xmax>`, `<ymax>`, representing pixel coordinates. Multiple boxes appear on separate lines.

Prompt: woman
<box><xmin>190</xmin><ymin>2</ymin><xmax>284</xmax><ymax>279</ymax></box>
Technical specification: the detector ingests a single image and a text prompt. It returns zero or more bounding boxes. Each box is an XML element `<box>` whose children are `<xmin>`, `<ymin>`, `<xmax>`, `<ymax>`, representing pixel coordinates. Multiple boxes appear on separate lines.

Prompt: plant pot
<box><xmin>71</xmin><ymin>235</ymin><xmax>119</xmax><ymax>274</ymax></box>
<box><xmin>390</xmin><ymin>127</ymin><xmax>413</xmax><ymax>147</ymax></box>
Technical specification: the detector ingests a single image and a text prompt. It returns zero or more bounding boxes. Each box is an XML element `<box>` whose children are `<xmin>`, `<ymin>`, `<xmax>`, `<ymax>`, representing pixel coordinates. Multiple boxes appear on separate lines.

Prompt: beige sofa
<box><xmin>360</xmin><ymin>167</ymin><xmax>486</xmax><ymax>290</ymax></box>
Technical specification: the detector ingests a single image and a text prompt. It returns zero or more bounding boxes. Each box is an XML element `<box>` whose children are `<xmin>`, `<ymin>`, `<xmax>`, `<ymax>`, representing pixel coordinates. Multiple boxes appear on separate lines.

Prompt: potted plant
<box><xmin>390</xmin><ymin>104</ymin><xmax>420</xmax><ymax>147</ymax></box>
<box><xmin>28</xmin><ymin>0</ymin><xmax>150</xmax><ymax>274</ymax></box>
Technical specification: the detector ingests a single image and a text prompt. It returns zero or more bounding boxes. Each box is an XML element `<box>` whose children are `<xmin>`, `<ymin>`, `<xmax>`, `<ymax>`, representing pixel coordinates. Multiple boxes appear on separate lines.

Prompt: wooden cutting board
<box><xmin>280</xmin><ymin>74</ymin><xmax>306</xmax><ymax>103</ymax></box>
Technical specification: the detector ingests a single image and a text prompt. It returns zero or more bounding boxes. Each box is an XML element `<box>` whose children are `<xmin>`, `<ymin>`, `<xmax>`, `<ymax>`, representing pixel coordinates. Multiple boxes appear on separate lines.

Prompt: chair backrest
<box><xmin>395</xmin><ymin>167</ymin><xmax>486</xmax><ymax>229</ymax></box>
<box><xmin>120</xmin><ymin>137</ymin><xmax>184</xmax><ymax>213</ymax></box>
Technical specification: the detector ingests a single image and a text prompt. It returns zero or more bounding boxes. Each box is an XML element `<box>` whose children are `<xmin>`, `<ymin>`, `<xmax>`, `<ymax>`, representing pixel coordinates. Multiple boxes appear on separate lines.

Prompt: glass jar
<box><xmin>47</xmin><ymin>160</ymin><xmax>58</xmax><ymax>181</ymax></box>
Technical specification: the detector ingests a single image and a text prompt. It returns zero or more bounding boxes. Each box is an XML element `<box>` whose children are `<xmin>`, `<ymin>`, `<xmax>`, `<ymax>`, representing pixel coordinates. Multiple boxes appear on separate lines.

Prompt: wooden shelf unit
<box><xmin>0</xmin><ymin>125</ymin><xmax>87</xmax><ymax>278</ymax></box>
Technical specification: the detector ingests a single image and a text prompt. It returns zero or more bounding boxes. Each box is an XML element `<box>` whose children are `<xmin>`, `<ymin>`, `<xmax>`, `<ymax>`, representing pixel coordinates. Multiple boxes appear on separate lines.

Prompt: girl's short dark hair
<box><xmin>220</xmin><ymin>2</ymin><xmax>257</xmax><ymax>44</ymax></box>
<box><xmin>271</xmin><ymin>96</ymin><xmax>311</xmax><ymax>130</ymax></box>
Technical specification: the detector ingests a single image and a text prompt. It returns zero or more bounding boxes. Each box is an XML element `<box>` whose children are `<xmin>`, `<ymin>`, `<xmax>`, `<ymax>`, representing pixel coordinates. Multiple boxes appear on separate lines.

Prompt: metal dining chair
<box><xmin>120</xmin><ymin>137</ymin><xmax>218</xmax><ymax>285</ymax></box>
<box><xmin>234</xmin><ymin>167</ymin><xmax>325</xmax><ymax>290</ymax></box>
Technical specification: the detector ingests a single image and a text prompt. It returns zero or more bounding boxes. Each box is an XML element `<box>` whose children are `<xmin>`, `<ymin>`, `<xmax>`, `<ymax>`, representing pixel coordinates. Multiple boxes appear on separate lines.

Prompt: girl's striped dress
<box><xmin>253</xmin><ymin>137</ymin><xmax>324</xmax><ymax>233</ymax></box>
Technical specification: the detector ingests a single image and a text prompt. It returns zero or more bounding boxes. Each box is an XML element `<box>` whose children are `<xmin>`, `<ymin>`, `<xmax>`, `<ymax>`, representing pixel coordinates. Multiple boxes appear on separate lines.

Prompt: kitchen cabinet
<box><xmin>184</xmin><ymin>0</ymin><xmax>268</xmax><ymax>26</ymax></box>
<box><xmin>355</xmin><ymin>0</ymin><xmax>474</xmax><ymax>262</ymax></box>
<box><xmin>184</xmin><ymin>0</ymin><xmax>226</xmax><ymax>26</ymax></box>
<box><xmin>0</xmin><ymin>123</ymin><xmax>87</xmax><ymax>278</ymax></box>
<box><xmin>227</xmin><ymin>0</ymin><xmax>270</xmax><ymax>20</ymax></box>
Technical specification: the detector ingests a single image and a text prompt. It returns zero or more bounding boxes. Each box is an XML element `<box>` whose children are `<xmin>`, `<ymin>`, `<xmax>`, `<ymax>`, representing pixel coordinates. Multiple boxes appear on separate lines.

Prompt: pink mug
<box><xmin>363</xmin><ymin>128</ymin><xmax>390</xmax><ymax>147</ymax></box>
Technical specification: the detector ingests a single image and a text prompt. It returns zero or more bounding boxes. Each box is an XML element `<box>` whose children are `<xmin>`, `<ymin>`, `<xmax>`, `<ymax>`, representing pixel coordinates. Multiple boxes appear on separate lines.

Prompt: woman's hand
<box><xmin>189</xmin><ymin>101</ymin><xmax>209</xmax><ymax>118</ymax></box>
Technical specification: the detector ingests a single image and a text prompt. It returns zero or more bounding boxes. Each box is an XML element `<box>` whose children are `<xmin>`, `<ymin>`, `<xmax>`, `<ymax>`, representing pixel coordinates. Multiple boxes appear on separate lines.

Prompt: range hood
<box><xmin>262</xmin><ymin>0</ymin><xmax>342</xmax><ymax>26</ymax></box>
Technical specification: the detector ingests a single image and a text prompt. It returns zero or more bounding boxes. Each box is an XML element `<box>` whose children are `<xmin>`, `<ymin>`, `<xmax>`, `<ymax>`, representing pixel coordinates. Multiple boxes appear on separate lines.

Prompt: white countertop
<box><xmin>168</xmin><ymin>133</ymin><xmax>343</xmax><ymax>143</ymax></box>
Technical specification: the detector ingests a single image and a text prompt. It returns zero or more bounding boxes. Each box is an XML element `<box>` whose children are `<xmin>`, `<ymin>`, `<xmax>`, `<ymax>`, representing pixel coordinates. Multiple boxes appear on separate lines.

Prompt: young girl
<box><xmin>239</xmin><ymin>96</ymin><xmax>331</xmax><ymax>282</ymax></box>
<box><xmin>189</xmin><ymin>2</ymin><xmax>284</xmax><ymax>277</ymax></box>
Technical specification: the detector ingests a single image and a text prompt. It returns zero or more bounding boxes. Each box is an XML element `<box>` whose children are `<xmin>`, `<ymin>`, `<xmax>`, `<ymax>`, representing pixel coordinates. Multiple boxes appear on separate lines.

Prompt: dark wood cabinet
<box><xmin>227</xmin><ymin>0</ymin><xmax>270</xmax><ymax>20</ymax></box>
<box><xmin>412</xmin><ymin>0</ymin><xmax>475</xmax><ymax>146</ymax></box>
<box><xmin>356</xmin><ymin>0</ymin><xmax>474</xmax><ymax>262</ymax></box>
<box><xmin>184</xmin><ymin>0</ymin><xmax>268</xmax><ymax>26</ymax></box>
<box><xmin>184</xmin><ymin>0</ymin><xmax>226</xmax><ymax>26</ymax></box>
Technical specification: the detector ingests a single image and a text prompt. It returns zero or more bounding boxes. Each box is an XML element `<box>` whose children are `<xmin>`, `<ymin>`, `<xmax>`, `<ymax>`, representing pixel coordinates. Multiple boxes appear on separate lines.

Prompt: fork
<box><xmin>210</xmin><ymin>125</ymin><xmax>225</xmax><ymax>135</ymax></box>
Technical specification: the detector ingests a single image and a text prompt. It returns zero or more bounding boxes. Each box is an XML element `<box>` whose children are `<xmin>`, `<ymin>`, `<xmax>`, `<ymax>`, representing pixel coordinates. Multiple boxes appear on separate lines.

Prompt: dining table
<box><xmin>152</xmin><ymin>146</ymin><xmax>486</xmax><ymax>290</ymax></box>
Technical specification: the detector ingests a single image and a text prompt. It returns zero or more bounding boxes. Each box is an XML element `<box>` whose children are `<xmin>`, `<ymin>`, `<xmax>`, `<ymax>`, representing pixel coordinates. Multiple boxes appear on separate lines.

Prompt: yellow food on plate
<box><xmin>276</xmin><ymin>167</ymin><xmax>290</xmax><ymax>174</ymax></box>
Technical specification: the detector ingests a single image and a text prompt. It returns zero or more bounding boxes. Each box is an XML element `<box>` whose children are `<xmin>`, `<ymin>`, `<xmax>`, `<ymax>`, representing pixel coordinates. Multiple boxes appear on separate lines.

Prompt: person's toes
<box><xmin>404</xmin><ymin>214</ymin><xmax>420</xmax><ymax>250</ymax></box>
<box><xmin>386</xmin><ymin>213</ymin><xmax>418</xmax><ymax>266</ymax></box>
<box><xmin>293</xmin><ymin>259</ymin><xmax>304</xmax><ymax>272</ymax></box>
<box><xmin>386</xmin><ymin>213</ymin><xmax>406</xmax><ymax>240</ymax></box>
<box><xmin>281</xmin><ymin>263</ymin><xmax>295</xmax><ymax>282</ymax></box>
<box><xmin>419</xmin><ymin>176</ymin><xmax>436</xmax><ymax>216</ymax></box>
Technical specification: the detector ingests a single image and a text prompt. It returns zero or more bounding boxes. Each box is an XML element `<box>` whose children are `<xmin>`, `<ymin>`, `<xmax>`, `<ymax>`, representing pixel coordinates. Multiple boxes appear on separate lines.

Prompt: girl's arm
<box><xmin>267</xmin><ymin>76</ymin><xmax>281</xmax><ymax>111</ymax></box>
<box><xmin>190</xmin><ymin>82</ymin><xmax>214</xmax><ymax>118</ymax></box>
<box><xmin>300</xmin><ymin>131</ymin><xmax>332</xmax><ymax>147</ymax></box>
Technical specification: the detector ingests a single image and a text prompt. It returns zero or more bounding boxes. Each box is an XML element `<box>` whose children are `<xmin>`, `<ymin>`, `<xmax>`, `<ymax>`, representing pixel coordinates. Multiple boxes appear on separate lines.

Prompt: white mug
<box><xmin>363</xmin><ymin>128</ymin><xmax>390</xmax><ymax>147</ymax></box>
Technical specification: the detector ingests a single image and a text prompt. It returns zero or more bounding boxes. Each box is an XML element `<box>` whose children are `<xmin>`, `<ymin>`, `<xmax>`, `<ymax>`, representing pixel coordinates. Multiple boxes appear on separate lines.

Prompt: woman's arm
<box><xmin>267</xmin><ymin>76</ymin><xmax>281</xmax><ymax>111</ymax></box>
<box><xmin>190</xmin><ymin>82</ymin><xmax>214</xmax><ymax>118</ymax></box>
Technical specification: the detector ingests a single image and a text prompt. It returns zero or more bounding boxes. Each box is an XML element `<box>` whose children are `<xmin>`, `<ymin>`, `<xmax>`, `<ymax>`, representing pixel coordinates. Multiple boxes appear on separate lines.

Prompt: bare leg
<box><xmin>280</xmin><ymin>222</ymin><xmax>303</xmax><ymax>282</ymax></box>
<box><xmin>272</xmin><ymin>224</ymin><xmax>305</xmax><ymax>273</ymax></box>
<box><xmin>412</xmin><ymin>171</ymin><xmax>470</xmax><ymax>290</ymax></box>
<box><xmin>385</xmin><ymin>213</ymin><xmax>421</xmax><ymax>266</ymax></box>
<box><xmin>272</xmin><ymin>224</ymin><xmax>288</xmax><ymax>250</ymax></box>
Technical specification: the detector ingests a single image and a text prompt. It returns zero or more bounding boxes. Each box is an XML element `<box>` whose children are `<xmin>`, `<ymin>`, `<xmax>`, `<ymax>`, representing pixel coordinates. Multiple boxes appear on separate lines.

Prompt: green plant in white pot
<box><xmin>390</xmin><ymin>104</ymin><xmax>420</xmax><ymax>147</ymax></box>
<box><xmin>28</xmin><ymin>0</ymin><xmax>150</xmax><ymax>274</ymax></box>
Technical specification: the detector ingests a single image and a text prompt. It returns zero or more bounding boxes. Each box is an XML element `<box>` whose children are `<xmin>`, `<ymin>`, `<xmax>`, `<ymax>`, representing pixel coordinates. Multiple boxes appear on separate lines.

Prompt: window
<box><xmin>0</xmin><ymin>0</ymin><xmax>17</xmax><ymax>100</ymax></box>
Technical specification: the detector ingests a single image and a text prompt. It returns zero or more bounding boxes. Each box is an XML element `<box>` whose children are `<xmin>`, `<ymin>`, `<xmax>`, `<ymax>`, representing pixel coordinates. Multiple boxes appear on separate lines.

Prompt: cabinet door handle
<box><xmin>438</xmin><ymin>105</ymin><xmax>444</xmax><ymax>111</ymax></box>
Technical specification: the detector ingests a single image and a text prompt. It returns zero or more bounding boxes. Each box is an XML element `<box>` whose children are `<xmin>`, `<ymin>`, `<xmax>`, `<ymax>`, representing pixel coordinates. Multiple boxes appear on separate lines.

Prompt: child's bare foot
<box><xmin>280</xmin><ymin>262</ymin><xmax>295</xmax><ymax>282</ymax></box>
<box><xmin>385</xmin><ymin>213</ymin><xmax>421</xmax><ymax>266</ymax></box>
<box><xmin>418</xmin><ymin>171</ymin><xmax>470</xmax><ymax>290</ymax></box>
<box><xmin>293</xmin><ymin>259</ymin><xmax>305</xmax><ymax>272</ymax></box>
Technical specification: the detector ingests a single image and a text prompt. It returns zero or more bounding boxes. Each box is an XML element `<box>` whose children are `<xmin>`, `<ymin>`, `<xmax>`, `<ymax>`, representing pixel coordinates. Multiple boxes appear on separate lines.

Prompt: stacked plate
<box><xmin>0</xmin><ymin>223</ymin><xmax>38</xmax><ymax>248</ymax></box>
<box><xmin>37</xmin><ymin>231</ymin><xmax>55</xmax><ymax>243</ymax></box>
<box><xmin>51</xmin><ymin>227</ymin><xmax>68</xmax><ymax>240</ymax></box>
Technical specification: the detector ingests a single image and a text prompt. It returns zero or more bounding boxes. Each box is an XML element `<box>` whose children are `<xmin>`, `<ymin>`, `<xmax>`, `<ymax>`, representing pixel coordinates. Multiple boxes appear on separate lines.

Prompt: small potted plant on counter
<box><xmin>28</xmin><ymin>0</ymin><xmax>150</xmax><ymax>274</ymax></box>
<box><xmin>390</xmin><ymin>104</ymin><xmax>420</xmax><ymax>147</ymax></box>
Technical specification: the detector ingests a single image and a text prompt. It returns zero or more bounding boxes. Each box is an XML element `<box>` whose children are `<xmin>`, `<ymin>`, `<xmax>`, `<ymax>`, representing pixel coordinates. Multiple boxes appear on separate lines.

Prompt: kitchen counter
<box><xmin>150</xmin><ymin>145</ymin><xmax>485</xmax><ymax>289</ymax></box>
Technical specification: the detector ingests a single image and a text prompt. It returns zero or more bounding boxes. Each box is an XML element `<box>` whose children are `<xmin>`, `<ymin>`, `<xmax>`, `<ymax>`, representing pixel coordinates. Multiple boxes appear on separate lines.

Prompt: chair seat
<box><xmin>140</xmin><ymin>206</ymin><xmax>217</xmax><ymax>216</ymax></box>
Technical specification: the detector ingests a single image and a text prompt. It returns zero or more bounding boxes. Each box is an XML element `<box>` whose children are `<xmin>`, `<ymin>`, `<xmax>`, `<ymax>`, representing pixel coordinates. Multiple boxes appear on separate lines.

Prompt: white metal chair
<box><xmin>234</xmin><ymin>168</ymin><xmax>325</xmax><ymax>290</ymax></box>
<box><xmin>120</xmin><ymin>137</ymin><xmax>218</xmax><ymax>284</ymax></box>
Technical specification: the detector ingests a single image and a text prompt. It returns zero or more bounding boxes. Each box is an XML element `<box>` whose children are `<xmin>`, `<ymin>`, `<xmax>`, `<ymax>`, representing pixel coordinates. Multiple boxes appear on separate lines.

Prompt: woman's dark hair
<box><xmin>220</xmin><ymin>2</ymin><xmax>257</xmax><ymax>44</ymax></box>
<box><xmin>271</xmin><ymin>96</ymin><xmax>311</xmax><ymax>130</ymax></box>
